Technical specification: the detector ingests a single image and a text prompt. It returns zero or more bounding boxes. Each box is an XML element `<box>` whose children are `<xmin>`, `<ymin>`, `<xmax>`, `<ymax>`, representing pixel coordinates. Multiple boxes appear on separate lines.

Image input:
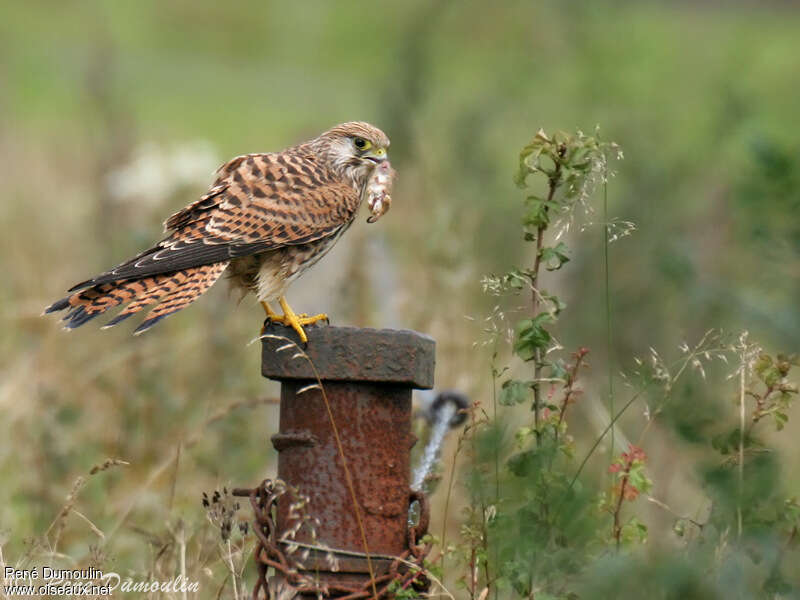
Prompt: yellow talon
<box><xmin>260</xmin><ymin>298</ymin><xmax>328</xmax><ymax>343</ymax></box>
<box><xmin>260</xmin><ymin>301</ymin><xmax>282</xmax><ymax>334</ymax></box>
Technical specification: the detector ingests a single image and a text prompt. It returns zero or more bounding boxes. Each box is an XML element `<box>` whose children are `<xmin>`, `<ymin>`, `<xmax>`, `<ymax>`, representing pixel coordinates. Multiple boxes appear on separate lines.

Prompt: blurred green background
<box><xmin>1</xmin><ymin>0</ymin><xmax>799</xmax><ymax>597</ymax></box>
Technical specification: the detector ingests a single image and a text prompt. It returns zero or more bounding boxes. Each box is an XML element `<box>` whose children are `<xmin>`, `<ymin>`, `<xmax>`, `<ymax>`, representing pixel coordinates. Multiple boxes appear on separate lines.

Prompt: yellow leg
<box><xmin>277</xmin><ymin>297</ymin><xmax>328</xmax><ymax>344</ymax></box>
<box><xmin>260</xmin><ymin>301</ymin><xmax>281</xmax><ymax>335</ymax></box>
<box><xmin>260</xmin><ymin>301</ymin><xmax>281</xmax><ymax>319</ymax></box>
<box><xmin>261</xmin><ymin>297</ymin><xmax>328</xmax><ymax>343</ymax></box>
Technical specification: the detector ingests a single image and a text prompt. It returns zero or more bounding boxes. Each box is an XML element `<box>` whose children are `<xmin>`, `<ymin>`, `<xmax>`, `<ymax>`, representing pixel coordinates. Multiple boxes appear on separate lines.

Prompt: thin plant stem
<box><xmin>531</xmin><ymin>158</ymin><xmax>563</xmax><ymax>445</ymax></box>
<box><xmin>179</xmin><ymin>528</ymin><xmax>188</xmax><ymax>600</ymax></box>
<box><xmin>492</xmin><ymin>356</ymin><xmax>500</xmax><ymax>506</ymax></box>
<box><xmin>566</xmin><ymin>388</ymin><xmax>647</xmax><ymax>495</ymax></box>
<box><xmin>603</xmin><ymin>162</ymin><xmax>615</xmax><ymax>462</ymax></box>
<box><xmin>612</xmin><ymin>466</ymin><xmax>630</xmax><ymax>551</ymax></box>
<box><xmin>567</xmin><ymin>338</ymin><xmax>727</xmax><ymax>503</ymax></box>
<box><xmin>226</xmin><ymin>539</ymin><xmax>238</xmax><ymax>600</ymax></box>
<box><xmin>468</xmin><ymin>401</ymin><xmax>491</xmax><ymax>596</ymax></box>
<box><xmin>738</xmin><ymin>353</ymin><xmax>746</xmax><ymax>539</ymax></box>
<box><xmin>441</xmin><ymin>424</ymin><xmax>468</xmax><ymax>588</ymax></box>
<box><xmin>531</xmin><ymin>220</ymin><xmax>545</xmax><ymax>445</ymax></box>
<box><xmin>552</xmin><ymin>349</ymin><xmax>587</xmax><ymax>452</ymax></box>
<box><xmin>491</xmin><ymin>351</ymin><xmax>500</xmax><ymax>600</ymax></box>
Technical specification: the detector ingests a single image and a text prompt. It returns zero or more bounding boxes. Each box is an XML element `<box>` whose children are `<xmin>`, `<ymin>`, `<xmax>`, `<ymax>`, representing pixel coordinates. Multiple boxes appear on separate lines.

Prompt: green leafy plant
<box><xmin>486</xmin><ymin>129</ymin><xmax>620</xmax><ymax>437</ymax></box>
<box><xmin>604</xmin><ymin>444</ymin><xmax>652</xmax><ymax>549</ymax></box>
<box><xmin>458</xmin><ymin>129</ymin><xmax>622</xmax><ymax>598</ymax></box>
<box><xmin>443</xmin><ymin>129</ymin><xmax>800</xmax><ymax>600</ymax></box>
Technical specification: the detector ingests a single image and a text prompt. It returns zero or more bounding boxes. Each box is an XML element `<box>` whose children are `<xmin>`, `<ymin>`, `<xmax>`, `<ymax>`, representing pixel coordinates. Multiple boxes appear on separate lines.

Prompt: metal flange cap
<box><xmin>260</xmin><ymin>322</ymin><xmax>435</xmax><ymax>389</ymax></box>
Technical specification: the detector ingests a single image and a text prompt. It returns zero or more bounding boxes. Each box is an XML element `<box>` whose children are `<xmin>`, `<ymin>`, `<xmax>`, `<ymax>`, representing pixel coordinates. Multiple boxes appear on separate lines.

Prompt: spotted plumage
<box><xmin>45</xmin><ymin>122</ymin><xmax>392</xmax><ymax>338</ymax></box>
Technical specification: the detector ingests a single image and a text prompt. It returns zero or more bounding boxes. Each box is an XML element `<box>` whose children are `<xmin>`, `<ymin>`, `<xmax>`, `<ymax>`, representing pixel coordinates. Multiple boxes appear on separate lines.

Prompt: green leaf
<box><xmin>514</xmin><ymin>135</ymin><xmax>549</xmax><ymax>187</ymax></box>
<box><xmin>627</xmin><ymin>464</ymin><xmax>652</xmax><ymax>494</ymax></box>
<box><xmin>542</xmin><ymin>292</ymin><xmax>567</xmax><ymax>315</ymax></box>
<box><xmin>514</xmin><ymin>314</ymin><xmax>554</xmax><ymax>360</ymax></box>
<box><xmin>502</xmin><ymin>269</ymin><xmax>529</xmax><ymax>290</ymax></box>
<box><xmin>540</xmin><ymin>242</ymin><xmax>571</xmax><ymax>271</ymax></box>
<box><xmin>522</xmin><ymin>196</ymin><xmax>551</xmax><ymax>229</ymax></box>
<box><xmin>754</xmin><ymin>354</ymin><xmax>773</xmax><ymax>379</ymax></box>
<box><xmin>620</xmin><ymin>516</ymin><xmax>648</xmax><ymax>545</ymax></box>
<box><xmin>500</xmin><ymin>379</ymin><xmax>531</xmax><ymax>405</ymax></box>
<box><xmin>507</xmin><ymin>448</ymin><xmax>548</xmax><ymax>478</ymax></box>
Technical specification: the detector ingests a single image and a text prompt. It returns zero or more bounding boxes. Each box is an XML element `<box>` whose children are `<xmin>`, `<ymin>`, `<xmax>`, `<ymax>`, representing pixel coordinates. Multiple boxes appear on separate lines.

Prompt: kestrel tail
<box><xmin>44</xmin><ymin>122</ymin><xmax>393</xmax><ymax>343</ymax></box>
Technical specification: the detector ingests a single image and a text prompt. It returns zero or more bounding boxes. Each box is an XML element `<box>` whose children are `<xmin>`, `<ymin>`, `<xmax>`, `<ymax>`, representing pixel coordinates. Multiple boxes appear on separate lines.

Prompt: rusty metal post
<box><xmin>259</xmin><ymin>322</ymin><xmax>435</xmax><ymax>595</ymax></box>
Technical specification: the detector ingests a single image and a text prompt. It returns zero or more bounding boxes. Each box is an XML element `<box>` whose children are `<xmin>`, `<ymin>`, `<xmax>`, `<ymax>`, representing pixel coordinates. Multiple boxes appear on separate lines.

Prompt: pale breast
<box><xmin>228</xmin><ymin>224</ymin><xmax>351</xmax><ymax>303</ymax></box>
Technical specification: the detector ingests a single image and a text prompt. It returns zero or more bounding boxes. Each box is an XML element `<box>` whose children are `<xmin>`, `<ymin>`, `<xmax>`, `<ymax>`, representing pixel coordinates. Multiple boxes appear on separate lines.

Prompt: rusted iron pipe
<box><xmin>260</xmin><ymin>323</ymin><xmax>435</xmax><ymax>593</ymax></box>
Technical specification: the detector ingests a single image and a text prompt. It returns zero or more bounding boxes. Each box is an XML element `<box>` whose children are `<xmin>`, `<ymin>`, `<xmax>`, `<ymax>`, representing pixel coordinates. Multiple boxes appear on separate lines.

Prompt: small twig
<box><xmin>603</xmin><ymin>159</ymin><xmax>616</xmax><ymax>468</ymax></box>
<box><xmin>490</xmin><ymin>347</ymin><xmax>500</xmax><ymax>600</ymax></box>
<box><xmin>440</xmin><ymin>423</ymin><xmax>469</xmax><ymax>580</ymax></box>
<box><xmin>553</xmin><ymin>348</ymin><xmax>588</xmax><ymax>448</ymax></box>
<box><xmin>646</xmin><ymin>496</ymin><xmax>705</xmax><ymax>531</ymax></box>
<box><xmin>612</xmin><ymin>466</ymin><xmax>631</xmax><ymax>550</ymax></box>
<box><xmin>565</xmin><ymin>388</ymin><xmax>646</xmax><ymax>496</ymax></box>
<box><xmin>215</xmin><ymin>572</ymin><xmax>231</xmax><ymax>600</ymax></box>
<box><xmin>179</xmin><ymin>525</ymin><xmax>188</xmax><ymax>600</ymax></box>
<box><xmin>71</xmin><ymin>510</ymin><xmax>105</xmax><ymax>540</ymax></box>
<box><xmin>169</xmin><ymin>442</ymin><xmax>181</xmax><ymax>512</ymax></box>
<box><xmin>531</xmin><ymin>152</ymin><xmax>564</xmax><ymax>445</ymax></box>
<box><xmin>567</xmin><ymin>337</ymin><xmax>729</xmax><ymax>501</ymax></box>
<box><xmin>738</xmin><ymin>350</ymin><xmax>746</xmax><ymax>539</ymax></box>
<box><xmin>226</xmin><ymin>539</ymin><xmax>239</xmax><ymax>600</ymax></box>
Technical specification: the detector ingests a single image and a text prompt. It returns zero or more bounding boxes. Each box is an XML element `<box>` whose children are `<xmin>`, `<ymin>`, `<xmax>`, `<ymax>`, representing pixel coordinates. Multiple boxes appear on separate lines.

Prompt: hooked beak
<box><xmin>364</xmin><ymin>148</ymin><xmax>388</xmax><ymax>164</ymax></box>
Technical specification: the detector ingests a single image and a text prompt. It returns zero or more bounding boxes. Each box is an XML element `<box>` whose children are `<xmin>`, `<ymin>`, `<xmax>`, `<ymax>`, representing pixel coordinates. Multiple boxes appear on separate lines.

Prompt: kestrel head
<box><xmin>314</xmin><ymin>121</ymin><xmax>391</xmax><ymax>188</ymax></box>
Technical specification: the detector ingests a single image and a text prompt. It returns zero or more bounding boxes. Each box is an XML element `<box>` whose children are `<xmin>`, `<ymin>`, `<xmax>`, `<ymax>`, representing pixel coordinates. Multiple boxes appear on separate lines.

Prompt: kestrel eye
<box><xmin>354</xmin><ymin>137</ymin><xmax>369</xmax><ymax>150</ymax></box>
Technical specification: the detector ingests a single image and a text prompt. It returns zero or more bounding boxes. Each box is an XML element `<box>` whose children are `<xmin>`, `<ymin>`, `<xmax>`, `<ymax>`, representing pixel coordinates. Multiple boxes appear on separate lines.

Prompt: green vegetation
<box><xmin>440</xmin><ymin>131</ymin><xmax>798</xmax><ymax>599</ymax></box>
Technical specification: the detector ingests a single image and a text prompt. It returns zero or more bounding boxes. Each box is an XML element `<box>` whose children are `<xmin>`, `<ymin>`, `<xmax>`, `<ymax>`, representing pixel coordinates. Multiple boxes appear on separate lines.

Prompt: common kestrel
<box><xmin>45</xmin><ymin>122</ymin><xmax>393</xmax><ymax>343</ymax></box>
